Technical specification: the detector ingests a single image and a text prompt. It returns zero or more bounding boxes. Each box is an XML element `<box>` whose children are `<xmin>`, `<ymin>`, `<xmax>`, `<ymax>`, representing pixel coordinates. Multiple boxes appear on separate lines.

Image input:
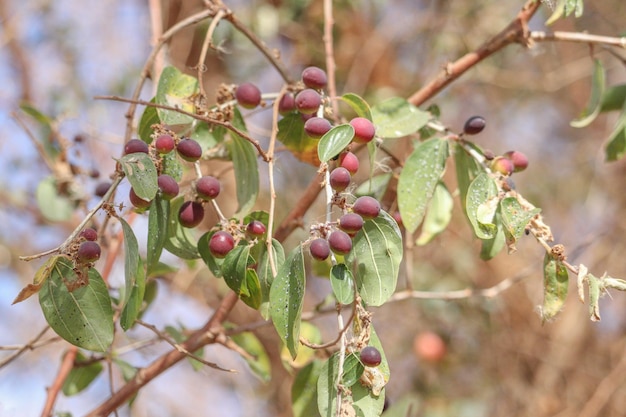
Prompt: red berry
<box><xmin>413</xmin><ymin>331</ymin><xmax>446</xmax><ymax>363</ymax></box>
<box><xmin>278</xmin><ymin>93</ymin><xmax>296</xmax><ymax>115</ymax></box>
<box><xmin>80</xmin><ymin>228</ymin><xmax>98</xmax><ymax>242</ymax></box>
<box><xmin>179</xmin><ymin>201</ymin><xmax>204</xmax><ymax>228</ymax></box>
<box><xmin>124</xmin><ymin>139</ymin><xmax>149</xmax><ymax>155</ymax></box>
<box><xmin>350</xmin><ymin>118</ymin><xmax>376</xmax><ymax>144</ymax></box>
<box><xmin>338</xmin><ymin>213</ymin><xmax>364</xmax><ymax>235</ymax></box>
<box><xmin>491</xmin><ymin>156</ymin><xmax>514</xmax><ymax>176</ymax></box>
<box><xmin>329</xmin><ymin>167</ymin><xmax>351</xmax><ymax>192</ymax></box>
<box><xmin>338</xmin><ymin>151</ymin><xmax>359</xmax><ymax>174</ymax></box>
<box><xmin>304</xmin><ymin>117</ymin><xmax>332</xmax><ymax>139</ymax></box>
<box><xmin>328</xmin><ymin>230</ymin><xmax>352</xmax><ymax>255</ymax></box>
<box><xmin>95</xmin><ymin>181</ymin><xmax>112</xmax><ymax>197</ymax></box>
<box><xmin>209</xmin><ymin>231</ymin><xmax>235</xmax><ymax>258</ymax></box>
<box><xmin>157</xmin><ymin>174</ymin><xmax>179</xmax><ymax>200</ymax></box>
<box><xmin>196</xmin><ymin>176</ymin><xmax>221</xmax><ymax>200</ymax></box>
<box><xmin>503</xmin><ymin>150</ymin><xmax>529</xmax><ymax>172</ymax></box>
<box><xmin>235</xmin><ymin>82</ymin><xmax>262</xmax><ymax>109</ymax></box>
<box><xmin>309</xmin><ymin>238</ymin><xmax>330</xmax><ymax>261</ymax></box>
<box><xmin>177</xmin><ymin>138</ymin><xmax>203</xmax><ymax>162</ymax></box>
<box><xmin>295</xmin><ymin>89</ymin><xmax>322</xmax><ymax>114</ymax></box>
<box><xmin>301</xmin><ymin>66</ymin><xmax>328</xmax><ymax>90</ymax></box>
<box><xmin>155</xmin><ymin>134</ymin><xmax>175</xmax><ymax>154</ymax></box>
<box><xmin>129</xmin><ymin>188</ymin><xmax>152</xmax><ymax>209</ymax></box>
<box><xmin>77</xmin><ymin>241</ymin><xmax>101</xmax><ymax>263</ymax></box>
<box><xmin>463</xmin><ymin>116</ymin><xmax>486</xmax><ymax>135</ymax></box>
<box><xmin>360</xmin><ymin>346</ymin><xmax>382</xmax><ymax>367</ymax></box>
<box><xmin>246</xmin><ymin>220</ymin><xmax>266</xmax><ymax>237</ymax></box>
<box><xmin>353</xmin><ymin>196</ymin><xmax>380</xmax><ymax>219</ymax></box>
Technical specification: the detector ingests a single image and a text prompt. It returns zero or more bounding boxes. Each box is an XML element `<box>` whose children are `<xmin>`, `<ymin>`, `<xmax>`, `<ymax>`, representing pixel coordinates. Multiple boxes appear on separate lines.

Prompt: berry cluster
<box><xmin>206</xmin><ymin>218</ymin><xmax>267</xmax><ymax>259</ymax></box>
<box><xmin>75</xmin><ymin>227</ymin><xmax>101</xmax><ymax>265</ymax></box>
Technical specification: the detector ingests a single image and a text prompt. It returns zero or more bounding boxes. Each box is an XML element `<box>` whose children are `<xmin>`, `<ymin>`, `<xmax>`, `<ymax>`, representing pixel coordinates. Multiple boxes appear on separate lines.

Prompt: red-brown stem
<box><xmin>40</xmin><ymin>346</ymin><xmax>78</xmax><ymax>417</ymax></box>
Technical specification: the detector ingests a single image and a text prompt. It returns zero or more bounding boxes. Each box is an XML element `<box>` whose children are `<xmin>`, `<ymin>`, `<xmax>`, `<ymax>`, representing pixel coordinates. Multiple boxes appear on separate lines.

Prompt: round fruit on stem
<box><xmin>157</xmin><ymin>174</ymin><xmax>179</xmax><ymax>200</ymax></box>
<box><xmin>309</xmin><ymin>238</ymin><xmax>330</xmax><ymax>261</ymax></box>
<box><xmin>95</xmin><ymin>181</ymin><xmax>112</xmax><ymax>197</ymax></box>
<box><xmin>178</xmin><ymin>201</ymin><xmax>204</xmax><ymax>228</ymax></box>
<box><xmin>329</xmin><ymin>167</ymin><xmax>351</xmax><ymax>192</ymax></box>
<box><xmin>295</xmin><ymin>89</ymin><xmax>322</xmax><ymax>114</ymax></box>
<box><xmin>350</xmin><ymin>117</ymin><xmax>376</xmax><ymax>144</ymax></box>
<box><xmin>413</xmin><ymin>331</ymin><xmax>446</xmax><ymax>363</ymax></box>
<box><xmin>304</xmin><ymin>117</ymin><xmax>332</xmax><ymax>139</ymax></box>
<box><xmin>209</xmin><ymin>231</ymin><xmax>235</xmax><ymax>258</ymax></box>
<box><xmin>338</xmin><ymin>151</ymin><xmax>359</xmax><ymax>174</ymax></box>
<box><xmin>129</xmin><ymin>188</ymin><xmax>152</xmax><ymax>209</ymax></box>
<box><xmin>196</xmin><ymin>176</ymin><xmax>221</xmax><ymax>200</ymax></box>
<box><xmin>328</xmin><ymin>230</ymin><xmax>352</xmax><ymax>255</ymax></box>
<box><xmin>338</xmin><ymin>213</ymin><xmax>364</xmax><ymax>235</ymax></box>
<box><xmin>463</xmin><ymin>116</ymin><xmax>486</xmax><ymax>135</ymax></box>
<box><xmin>246</xmin><ymin>220</ymin><xmax>266</xmax><ymax>237</ymax></box>
<box><xmin>503</xmin><ymin>150</ymin><xmax>529</xmax><ymax>172</ymax></box>
<box><xmin>124</xmin><ymin>139</ymin><xmax>149</xmax><ymax>155</ymax></box>
<box><xmin>77</xmin><ymin>241</ymin><xmax>101</xmax><ymax>263</ymax></box>
<box><xmin>154</xmin><ymin>134</ymin><xmax>176</xmax><ymax>154</ymax></box>
<box><xmin>79</xmin><ymin>227</ymin><xmax>98</xmax><ymax>242</ymax></box>
<box><xmin>235</xmin><ymin>82</ymin><xmax>262</xmax><ymax>109</ymax></box>
<box><xmin>491</xmin><ymin>156</ymin><xmax>514</xmax><ymax>176</ymax></box>
<box><xmin>177</xmin><ymin>138</ymin><xmax>203</xmax><ymax>162</ymax></box>
<box><xmin>352</xmin><ymin>196</ymin><xmax>381</xmax><ymax>219</ymax></box>
<box><xmin>360</xmin><ymin>346</ymin><xmax>382</xmax><ymax>367</ymax></box>
<box><xmin>278</xmin><ymin>93</ymin><xmax>296</xmax><ymax>115</ymax></box>
<box><xmin>301</xmin><ymin>66</ymin><xmax>328</xmax><ymax>90</ymax></box>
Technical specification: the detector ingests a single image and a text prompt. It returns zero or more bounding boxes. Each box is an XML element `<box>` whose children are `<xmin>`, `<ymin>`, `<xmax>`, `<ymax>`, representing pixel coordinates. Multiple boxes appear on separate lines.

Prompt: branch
<box><xmin>530</xmin><ymin>31</ymin><xmax>626</xmax><ymax>49</ymax></box>
<box><xmin>407</xmin><ymin>0</ymin><xmax>541</xmax><ymax>106</ymax></box>
<box><xmin>41</xmin><ymin>346</ymin><xmax>77</xmax><ymax>417</ymax></box>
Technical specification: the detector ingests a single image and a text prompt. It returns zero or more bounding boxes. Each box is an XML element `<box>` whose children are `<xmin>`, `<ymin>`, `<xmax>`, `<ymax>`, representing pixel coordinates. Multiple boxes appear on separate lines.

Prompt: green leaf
<box><xmin>541</xmin><ymin>252</ymin><xmax>569</xmax><ymax>322</ymax></box>
<box><xmin>147</xmin><ymin>195</ymin><xmax>169</xmax><ymax>274</ymax></box>
<box><xmin>222</xmin><ymin>245</ymin><xmax>258</xmax><ymax>306</ymax></box>
<box><xmin>347</xmin><ymin>210</ymin><xmax>403</xmax><ymax>307</ymax></box>
<box><xmin>479</xmin><ymin>216</ymin><xmax>506</xmax><ymax>260</ymax></box>
<box><xmin>600</xmin><ymin>84</ymin><xmax>626</xmax><ymax>112</ymax></box>
<box><xmin>546</xmin><ymin>0</ymin><xmax>584</xmax><ymax>25</ymax></box>
<box><xmin>371</xmin><ymin>97</ymin><xmax>430</xmax><ymax>138</ymax></box>
<box><xmin>354</xmin><ymin>173</ymin><xmax>392</xmax><ymax>200</ymax></box>
<box><xmin>161</xmin><ymin>149</ymin><xmax>183</xmax><ymax>182</ymax></box>
<box><xmin>270</xmin><ymin>245</ymin><xmax>305</xmax><ymax>359</ymax></box>
<box><xmin>416</xmin><ymin>181</ymin><xmax>454</xmax><ymax>245</ymax></box>
<box><xmin>571</xmin><ymin>59</ymin><xmax>605</xmax><ymax>128</ymax></box>
<box><xmin>500</xmin><ymin>197</ymin><xmax>541</xmax><ymax>248</ymax></box>
<box><xmin>191</xmin><ymin>121</ymin><xmax>222</xmax><ymax>151</ymax></box>
<box><xmin>281</xmin><ymin>321</ymin><xmax>322</xmax><ymax>368</ymax></box>
<box><xmin>277</xmin><ymin>113</ymin><xmax>320</xmax><ymax>165</ymax></box>
<box><xmin>163</xmin><ymin>197</ymin><xmax>200</xmax><ymax>259</ymax></box>
<box><xmin>19</xmin><ymin>102</ymin><xmax>58</xmax><ymax>158</ymax></box>
<box><xmin>465</xmin><ymin>173</ymin><xmax>499</xmax><ymax>239</ymax></box>
<box><xmin>39</xmin><ymin>257</ymin><xmax>114</xmax><ymax>352</ymax></box>
<box><xmin>330</xmin><ymin>263</ymin><xmax>355</xmax><ymax>305</ymax></box>
<box><xmin>340</xmin><ymin>93</ymin><xmax>372</xmax><ymax>120</ymax></box>
<box><xmin>258</xmin><ymin>239</ymin><xmax>285</xmax><ymax>319</ymax></box>
<box><xmin>317</xmin><ymin>353</ymin><xmax>342</xmax><ymax>417</ymax></box>
<box><xmin>397</xmin><ymin>138</ymin><xmax>449</xmax><ymax>233</ymax></box>
<box><xmin>155</xmin><ymin>66</ymin><xmax>198</xmax><ymax>126</ymax></box>
<box><xmin>165</xmin><ymin>325</ymin><xmax>204</xmax><ymax>371</ymax></box>
<box><xmin>36</xmin><ymin>177</ymin><xmax>73</xmax><ymax>222</ymax></box>
<box><xmin>138</xmin><ymin>98</ymin><xmax>160</xmax><ymax>143</ymax></box>
<box><xmin>342</xmin><ymin>353</ymin><xmax>365</xmax><ymax>387</ymax></box>
<box><xmin>317</xmin><ymin>124</ymin><xmax>355</xmax><ymax>163</ymax></box>
<box><xmin>119</xmin><ymin>153</ymin><xmax>158</xmax><ymax>201</ymax></box>
<box><xmin>292</xmin><ymin>361</ymin><xmax>323</xmax><ymax>417</ymax></box>
<box><xmin>227</xmin><ymin>109</ymin><xmax>259</xmax><ymax>216</ymax></box>
<box><xmin>62</xmin><ymin>351</ymin><xmax>103</xmax><ymax>396</ymax></box>
<box><xmin>230</xmin><ymin>331</ymin><xmax>271</xmax><ymax>382</ymax></box>
<box><xmin>454</xmin><ymin>142</ymin><xmax>484</xmax><ymax>216</ymax></box>
<box><xmin>605</xmin><ymin>103</ymin><xmax>626</xmax><ymax>161</ymax></box>
<box><xmin>119</xmin><ymin>218</ymin><xmax>146</xmax><ymax>331</ymax></box>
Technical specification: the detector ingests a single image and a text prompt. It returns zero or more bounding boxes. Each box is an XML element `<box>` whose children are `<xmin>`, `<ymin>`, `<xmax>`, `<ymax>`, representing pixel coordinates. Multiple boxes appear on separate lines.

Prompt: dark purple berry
<box><xmin>179</xmin><ymin>201</ymin><xmax>204</xmax><ymax>228</ymax></box>
<box><xmin>246</xmin><ymin>220</ymin><xmax>266</xmax><ymax>237</ymax></box>
<box><xmin>209</xmin><ymin>231</ymin><xmax>235</xmax><ymax>258</ymax></box>
<box><xmin>77</xmin><ymin>241</ymin><xmax>101</xmax><ymax>263</ymax></box>
<box><xmin>328</xmin><ymin>230</ymin><xmax>352</xmax><ymax>255</ymax></box>
<box><xmin>177</xmin><ymin>138</ymin><xmax>202</xmax><ymax>162</ymax></box>
<box><xmin>352</xmin><ymin>196</ymin><xmax>380</xmax><ymax>219</ymax></box>
<box><xmin>304</xmin><ymin>117</ymin><xmax>332</xmax><ymax>139</ymax></box>
<box><xmin>491</xmin><ymin>156</ymin><xmax>514</xmax><ymax>176</ymax></box>
<box><xmin>155</xmin><ymin>134</ymin><xmax>176</xmax><ymax>154</ymax></box>
<box><xmin>129</xmin><ymin>188</ymin><xmax>152</xmax><ymax>209</ymax></box>
<box><xmin>301</xmin><ymin>66</ymin><xmax>328</xmax><ymax>90</ymax></box>
<box><xmin>338</xmin><ymin>213</ymin><xmax>364</xmax><ymax>235</ymax></box>
<box><xmin>295</xmin><ymin>89</ymin><xmax>322</xmax><ymax>114</ymax></box>
<box><xmin>196</xmin><ymin>176</ymin><xmax>221</xmax><ymax>200</ymax></box>
<box><xmin>329</xmin><ymin>167</ymin><xmax>351</xmax><ymax>192</ymax></box>
<box><xmin>339</xmin><ymin>151</ymin><xmax>359</xmax><ymax>174</ymax></box>
<box><xmin>157</xmin><ymin>174</ymin><xmax>179</xmax><ymax>200</ymax></box>
<box><xmin>95</xmin><ymin>181</ymin><xmax>112</xmax><ymax>197</ymax></box>
<box><xmin>80</xmin><ymin>227</ymin><xmax>98</xmax><ymax>242</ymax></box>
<box><xmin>360</xmin><ymin>346</ymin><xmax>382</xmax><ymax>367</ymax></box>
<box><xmin>350</xmin><ymin>118</ymin><xmax>376</xmax><ymax>144</ymax></box>
<box><xmin>235</xmin><ymin>82</ymin><xmax>262</xmax><ymax>109</ymax></box>
<box><xmin>124</xmin><ymin>139</ymin><xmax>149</xmax><ymax>155</ymax></box>
<box><xmin>503</xmin><ymin>150</ymin><xmax>529</xmax><ymax>172</ymax></box>
<box><xmin>278</xmin><ymin>93</ymin><xmax>296</xmax><ymax>115</ymax></box>
<box><xmin>309</xmin><ymin>238</ymin><xmax>330</xmax><ymax>261</ymax></box>
<box><xmin>463</xmin><ymin>116</ymin><xmax>486</xmax><ymax>135</ymax></box>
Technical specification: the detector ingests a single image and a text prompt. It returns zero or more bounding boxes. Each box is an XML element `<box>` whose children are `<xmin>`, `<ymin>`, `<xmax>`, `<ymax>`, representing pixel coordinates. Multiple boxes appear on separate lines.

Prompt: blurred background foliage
<box><xmin>1</xmin><ymin>0</ymin><xmax>626</xmax><ymax>416</ymax></box>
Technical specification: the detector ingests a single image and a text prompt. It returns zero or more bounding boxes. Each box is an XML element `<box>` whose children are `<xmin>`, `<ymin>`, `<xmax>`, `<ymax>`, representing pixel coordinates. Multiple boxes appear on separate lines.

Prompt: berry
<box><xmin>196</xmin><ymin>176</ymin><xmax>221</xmax><ymax>200</ymax></box>
<box><xmin>338</xmin><ymin>213</ymin><xmax>364</xmax><ymax>235</ymax></box>
<box><xmin>155</xmin><ymin>134</ymin><xmax>176</xmax><ymax>154</ymax></box>
<box><xmin>301</xmin><ymin>66</ymin><xmax>328</xmax><ymax>89</ymax></box>
<box><xmin>179</xmin><ymin>201</ymin><xmax>204</xmax><ymax>228</ymax></box>
<box><xmin>177</xmin><ymin>138</ymin><xmax>203</xmax><ymax>162</ymax></box>
<box><xmin>413</xmin><ymin>331</ymin><xmax>446</xmax><ymax>363</ymax></box>
<box><xmin>209</xmin><ymin>231</ymin><xmax>235</xmax><ymax>258</ymax></box>
<box><xmin>352</xmin><ymin>196</ymin><xmax>381</xmax><ymax>219</ymax></box>
<box><xmin>278</xmin><ymin>93</ymin><xmax>296</xmax><ymax>115</ymax></box>
<box><xmin>124</xmin><ymin>139</ymin><xmax>149</xmax><ymax>155</ymax></box>
<box><xmin>503</xmin><ymin>150</ymin><xmax>529</xmax><ymax>172</ymax></box>
<box><xmin>350</xmin><ymin>117</ymin><xmax>376</xmax><ymax>144</ymax></box>
<box><xmin>328</xmin><ymin>230</ymin><xmax>352</xmax><ymax>255</ymax></box>
<box><xmin>295</xmin><ymin>89</ymin><xmax>322</xmax><ymax>114</ymax></box>
<box><xmin>329</xmin><ymin>167</ymin><xmax>351</xmax><ymax>192</ymax></box>
<box><xmin>77</xmin><ymin>241</ymin><xmax>101</xmax><ymax>263</ymax></box>
<box><xmin>80</xmin><ymin>228</ymin><xmax>98</xmax><ymax>242</ymax></box>
<box><xmin>360</xmin><ymin>346</ymin><xmax>382</xmax><ymax>367</ymax></box>
<box><xmin>129</xmin><ymin>188</ymin><xmax>152</xmax><ymax>209</ymax></box>
<box><xmin>235</xmin><ymin>82</ymin><xmax>262</xmax><ymax>109</ymax></box>
<box><xmin>309</xmin><ymin>238</ymin><xmax>330</xmax><ymax>261</ymax></box>
<box><xmin>463</xmin><ymin>116</ymin><xmax>486</xmax><ymax>135</ymax></box>
<box><xmin>339</xmin><ymin>151</ymin><xmax>359</xmax><ymax>174</ymax></box>
<box><xmin>95</xmin><ymin>181</ymin><xmax>112</xmax><ymax>197</ymax></box>
<box><xmin>304</xmin><ymin>117</ymin><xmax>332</xmax><ymax>139</ymax></box>
<box><xmin>157</xmin><ymin>174</ymin><xmax>179</xmax><ymax>200</ymax></box>
<box><xmin>491</xmin><ymin>156</ymin><xmax>514</xmax><ymax>176</ymax></box>
<box><xmin>392</xmin><ymin>211</ymin><xmax>403</xmax><ymax>228</ymax></box>
<box><xmin>246</xmin><ymin>220</ymin><xmax>266</xmax><ymax>237</ymax></box>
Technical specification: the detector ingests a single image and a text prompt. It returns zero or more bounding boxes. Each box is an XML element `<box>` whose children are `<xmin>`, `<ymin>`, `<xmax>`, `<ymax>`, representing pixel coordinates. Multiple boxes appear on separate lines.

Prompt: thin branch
<box><xmin>407</xmin><ymin>0</ymin><xmax>541</xmax><ymax>106</ymax></box>
<box><xmin>147</xmin><ymin>0</ymin><xmax>165</xmax><ymax>87</ymax></box>
<box><xmin>0</xmin><ymin>326</ymin><xmax>54</xmax><ymax>369</ymax></box>
<box><xmin>530</xmin><ymin>31</ymin><xmax>626</xmax><ymax>49</ymax></box>
<box><xmin>323</xmin><ymin>0</ymin><xmax>338</xmax><ymax>117</ymax></box>
<box><xmin>300</xmin><ymin>304</ymin><xmax>355</xmax><ymax>350</ymax></box>
<box><xmin>40</xmin><ymin>346</ymin><xmax>77</xmax><ymax>417</ymax></box>
<box><xmin>197</xmin><ymin>8</ymin><xmax>227</xmax><ymax>99</ymax></box>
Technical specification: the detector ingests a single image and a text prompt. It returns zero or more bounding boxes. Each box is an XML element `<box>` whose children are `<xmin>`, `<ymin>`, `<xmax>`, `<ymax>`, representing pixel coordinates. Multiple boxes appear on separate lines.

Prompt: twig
<box><xmin>197</xmin><ymin>8</ymin><xmax>227</xmax><ymax>99</ymax></box>
<box><xmin>40</xmin><ymin>346</ymin><xmax>77</xmax><ymax>417</ymax></box>
<box><xmin>0</xmin><ymin>326</ymin><xmax>54</xmax><ymax>369</ymax></box>
<box><xmin>530</xmin><ymin>31</ymin><xmax>626</xmax><ymax>49</ymax></box>
<box><xmin>147</xmin><ymin>0</ymin><xmax>165</xmax><ymax>87</ymax></box>
<box><xmin>300</xmin><ymin>304</ymin><xmax>355</xmax><ymax>350</ymax></box>
<box><xmin>323</xmin><ymin>0</ymin><xmax>338</xmax><ymax>117</ymax></box>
